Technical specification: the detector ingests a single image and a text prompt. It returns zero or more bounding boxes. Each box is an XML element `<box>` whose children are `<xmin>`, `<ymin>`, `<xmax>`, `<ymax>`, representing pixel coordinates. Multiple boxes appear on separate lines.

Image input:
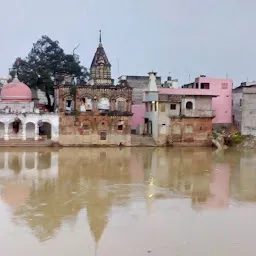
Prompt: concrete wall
<box><xmin>122</xmin><ymin>76</ymin><xmax>162</xmax><ymax>104</ymax></box>
<box><xmin>241</xmin><ymin>88</ymin><xmax>256</xmax><ymax>136</ymax></box>
<box><xmin>232</xmin><ymin>88</ymin><xmax>243</xmax><ymax>130</ymax></box>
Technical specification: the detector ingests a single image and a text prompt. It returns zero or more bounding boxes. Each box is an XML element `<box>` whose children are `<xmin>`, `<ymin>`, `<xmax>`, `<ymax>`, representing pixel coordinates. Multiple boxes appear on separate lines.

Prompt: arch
<box><xmin>114</xmin><ymin>94</ymin><xmax>128</xmax><ymax>101</ymax></box>
<box><xmin>98</xmin><ymin>97</ymin><xmax>110</xmax><ymax>111</ymax></box>
<box><xmin>80</xmin><ymin>94</ymin><xmax>93</xmax><ymax>112</ymax></box>
<box><xmin>26</xmin><ymin>122</ymin><xmax>35</xmax><ymax>139</ymax></box>
<box><xmin>9</xmin><ymin>118</ymin><xmax>22</xmax><ymax>136</ymax></box>
<box><xmin>172</xmin><ymin>123</ymin><xmax>181</xmax><ymax>135</ymax></box>
<box><xmin>186</xmin><ymin>101</ymin><xmax>193</xmax><ymax>109</ymax></box>
<box><xmin>98</xmin><ymin>94</ymin><xmax>110</xmax><ymax>100</ymax></box>
<box><xmin>39</xmin><ymin>122</ymin><xmax>52</xmax><ymax>139</ymax></box>
<box><xmin>115</xmin><ymin>97</ymin><xmax>127</xmax><ymax>112</ymax></box>
<box><xmin>97</xmin><ymin>118</ymin><xmax>109</xmax><ymax>132</ymax></box>
<box><xmin>0</xmin><ymin>122</ymin><xmax>5</xmax><ymax>139</ymax></box>
<box><xmin>184</xmin><ymin>124</ymin><xmax>194</xmax><ymax>134</ymax></box>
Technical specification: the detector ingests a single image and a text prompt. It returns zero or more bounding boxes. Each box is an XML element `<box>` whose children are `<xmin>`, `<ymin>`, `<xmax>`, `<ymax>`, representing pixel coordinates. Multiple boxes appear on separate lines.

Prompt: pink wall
<box><xmin>131</xmin><ymin>104</ymin><xmax>145</xmax><ymax>130</ymax></box>
<box><xmin>195</xmin><ymin>77</ymin><xmax>233</xmax><ymax>124</ymax></box>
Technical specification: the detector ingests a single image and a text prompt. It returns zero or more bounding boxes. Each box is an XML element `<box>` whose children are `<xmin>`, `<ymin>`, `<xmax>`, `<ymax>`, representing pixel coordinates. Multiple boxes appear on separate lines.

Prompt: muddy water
<box><xmin>0</xmin><ymin>147</ymin><xmax>256</xmax><ymax>255</ymax></box>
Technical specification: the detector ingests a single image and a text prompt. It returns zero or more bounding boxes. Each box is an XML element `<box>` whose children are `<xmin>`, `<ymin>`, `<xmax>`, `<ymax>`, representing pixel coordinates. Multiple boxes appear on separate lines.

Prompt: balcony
<box><xmin>169</xmin><ymin>109</ymin><xmax>216</xmax><ymax>118</ymax></box>
<box><xmin>181</xmin><ymin>109</ymin><xmax>216</xmax><ymax>118</ymax></box>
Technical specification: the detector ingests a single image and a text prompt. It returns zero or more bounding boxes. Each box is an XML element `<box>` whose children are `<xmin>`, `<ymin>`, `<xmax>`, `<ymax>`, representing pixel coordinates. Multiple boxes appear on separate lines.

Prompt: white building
<box><xmin>0</xmin><ymin>75</ymin><xmax>59</xmax><ymax>143</ymax></box>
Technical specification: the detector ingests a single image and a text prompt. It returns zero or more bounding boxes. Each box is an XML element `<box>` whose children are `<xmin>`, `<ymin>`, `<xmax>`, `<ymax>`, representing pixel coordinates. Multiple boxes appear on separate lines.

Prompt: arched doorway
<box><xmin>39</xmin><ymin>122</ymin><xmax>52</xmax><ymax>139</ymax></box>
<box><xmin>11</xmin><ymin>118</ymin><xmax>21</xmax><ymax>134</ymax></box>
<box><xmin>0</xmin><ymin>122</ymin><xmax>4</xmax><ymax>139</ymax></box>
<box><xmin>26</xmin><ymin>122</ymin><xmax>35</xmax><ymax>139</ymax></box>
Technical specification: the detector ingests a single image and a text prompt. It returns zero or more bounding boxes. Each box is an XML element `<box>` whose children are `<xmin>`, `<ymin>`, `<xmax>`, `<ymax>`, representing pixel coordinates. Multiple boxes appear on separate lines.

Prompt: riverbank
<box><xmin>212</xmin><ymin>126</ymin><xmax>256</xmax><ymax>150</ymax></box>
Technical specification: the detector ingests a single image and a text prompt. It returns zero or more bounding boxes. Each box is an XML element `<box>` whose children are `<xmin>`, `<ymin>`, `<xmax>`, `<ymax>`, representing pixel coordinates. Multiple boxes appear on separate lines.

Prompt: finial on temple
<box><xmin>99</xmin><ymin>30</ymin><xmax>102</xmax><ymax>44</ymax></box>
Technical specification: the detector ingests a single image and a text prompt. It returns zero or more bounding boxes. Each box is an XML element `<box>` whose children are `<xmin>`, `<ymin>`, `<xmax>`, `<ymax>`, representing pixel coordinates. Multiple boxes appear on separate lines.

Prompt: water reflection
<box><xmin>0</xmin><ymin>147</ymin><xmax>256</xmax><ymax>255</ymax></box>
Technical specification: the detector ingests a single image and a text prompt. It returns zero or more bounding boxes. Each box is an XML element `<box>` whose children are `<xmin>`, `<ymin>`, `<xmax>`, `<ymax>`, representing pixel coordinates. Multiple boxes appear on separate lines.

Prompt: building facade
<box><xmin>233</xmin><ymin>82</ymin><xmax>256</xmax><ymax>136</ymax></box>
<box><xmin>144</xmin><ymin>72</ymin><xmax>216</xmax><ymax>146</ymax></box>
<box><xmin>183</xmin><ymin>76</ymin><xmax>233</xmax><ymax>127</ymax></box>
<box><xmin>0</xmin><ymin>75</ymin><xmax>59</xmax><ymax>144</ymax></box>
<box><xmin>55</xmin><ymin>37</ymin><xmax>133</xmax><ymax>146</ymax></box>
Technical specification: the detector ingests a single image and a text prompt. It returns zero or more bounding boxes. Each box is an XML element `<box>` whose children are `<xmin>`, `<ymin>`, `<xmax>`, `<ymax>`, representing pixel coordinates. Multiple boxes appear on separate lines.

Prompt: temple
<box><xmin>55</xmin><ymin>32</ymin><xmax>133</xmax><ymax>146</ymax></box>
<box><xmin>0</xmin><ymin>75</ymin><xmax>59</xmax><ymax>144</ymax></box>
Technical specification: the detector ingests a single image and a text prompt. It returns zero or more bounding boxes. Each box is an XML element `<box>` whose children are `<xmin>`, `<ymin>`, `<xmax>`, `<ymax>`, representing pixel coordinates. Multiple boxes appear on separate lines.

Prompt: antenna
<box><xmin>226</xmin><ymin>73</ymin><xmax>228</xmax><ymax>79</ymax></box>
<box><xmin>189</xmin><ymin>74</ymin><xmax>191</xmax><ymax>83</ymax></box>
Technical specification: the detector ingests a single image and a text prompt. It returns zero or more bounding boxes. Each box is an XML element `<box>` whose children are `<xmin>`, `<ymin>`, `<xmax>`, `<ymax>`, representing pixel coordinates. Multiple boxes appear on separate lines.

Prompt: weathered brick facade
<box><xmin>169</xmin><ymin>117</ymin><xmax>213</xmax><ymax>146</ymax></box>
<box><xmin>55</xmin><ymin>36</ymin><xmax>133</xmax><ymax>146</ymax></box>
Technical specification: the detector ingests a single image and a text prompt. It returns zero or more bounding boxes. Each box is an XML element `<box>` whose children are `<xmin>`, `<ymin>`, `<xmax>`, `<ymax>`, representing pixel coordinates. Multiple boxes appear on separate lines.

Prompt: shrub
<box><xmin>233</xmin><ymin>132</ymin><xmax>243</xmax><ymax>144</ymax></box>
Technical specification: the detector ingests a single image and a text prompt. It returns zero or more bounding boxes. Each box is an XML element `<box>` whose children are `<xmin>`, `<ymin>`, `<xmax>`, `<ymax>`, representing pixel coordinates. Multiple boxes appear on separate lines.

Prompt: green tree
<box><xmin>10</xmin><ymin>35</ymin><xmax>89</xmax><ymax>111</ymax></box>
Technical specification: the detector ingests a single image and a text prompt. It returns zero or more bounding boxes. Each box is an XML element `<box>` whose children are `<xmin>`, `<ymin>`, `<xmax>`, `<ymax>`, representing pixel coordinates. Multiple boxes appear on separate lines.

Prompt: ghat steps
<box><xmin>131</xmin><ymin>135</ymin><xmax>156</xmax><ymax>147</ymax></box>
<box><xmin>0</xmin><ymin>139</ymin><xmax>53</xmax><ymax>147</ymax></box>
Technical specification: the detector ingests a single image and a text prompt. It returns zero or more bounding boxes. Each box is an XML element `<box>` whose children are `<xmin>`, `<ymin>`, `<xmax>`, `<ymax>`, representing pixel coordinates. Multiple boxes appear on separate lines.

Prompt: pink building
<box><xmin>183</xmin><ymin>76</ymin><xmax>233</xmax><ymax>127</ymax></box>
<box><xmin>131</xmin><ymin>104</ymin><xmax>145</xmax><ymax>133</ymax></box>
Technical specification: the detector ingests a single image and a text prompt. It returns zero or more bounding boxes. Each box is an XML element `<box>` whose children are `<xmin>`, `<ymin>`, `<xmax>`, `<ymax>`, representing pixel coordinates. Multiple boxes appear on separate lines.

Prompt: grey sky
<box><xmin>0</xmin><ymin>0</ymin><xmax>255</xmax><ymax>86</ymax></box>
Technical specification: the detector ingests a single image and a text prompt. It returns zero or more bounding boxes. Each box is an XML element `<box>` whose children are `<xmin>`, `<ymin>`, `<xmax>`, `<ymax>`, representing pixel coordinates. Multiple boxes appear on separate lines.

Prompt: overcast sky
<box><xmin>0</xmin><ymin>0</ymin><xmax>255</xmax><ymax>86</ymax></box>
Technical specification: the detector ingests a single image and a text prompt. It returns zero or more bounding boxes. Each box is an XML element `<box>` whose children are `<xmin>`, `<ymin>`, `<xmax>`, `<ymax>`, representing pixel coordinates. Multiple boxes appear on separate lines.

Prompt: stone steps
<box><xmin>0</xmin><ymin>139</ymin><xmax>53</xmax><ymax>147</ymax></box>
<box><xmin>131</xmin><ymin>135</ymin><xmax>156</xmax><ymax>146</ymax></box>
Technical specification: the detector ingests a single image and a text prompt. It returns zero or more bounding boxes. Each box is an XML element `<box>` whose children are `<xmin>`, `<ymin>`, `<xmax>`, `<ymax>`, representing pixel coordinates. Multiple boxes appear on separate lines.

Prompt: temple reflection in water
<box><xmin>0</xmin><ymin>147</ymin><xmax>256</xmax><ymax>251</ymax></box>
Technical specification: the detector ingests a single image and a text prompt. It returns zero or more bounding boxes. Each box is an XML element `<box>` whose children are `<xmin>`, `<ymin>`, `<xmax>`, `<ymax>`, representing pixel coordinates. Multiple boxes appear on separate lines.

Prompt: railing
<box><xmin>181</xmin><ymin>109</ymin><xmax>216</xmax><ymax>118</ymax></box>
<box><xmin>169</xmin><ymin>109</ymin><xmax>216</xmax><ymax>118</ymax></box>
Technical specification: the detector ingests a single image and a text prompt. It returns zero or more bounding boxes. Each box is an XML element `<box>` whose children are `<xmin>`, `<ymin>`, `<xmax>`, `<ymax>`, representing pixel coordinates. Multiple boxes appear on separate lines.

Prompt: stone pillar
<box><xmin>22</xmin><ymin>123</ymin><xmax>26</xmax><ymax>140</ymax></box>
<box><xmin>35</xmin><ymin>123</ymin><xmax>39</xmax><ymax>140</ymax></box>
<box><xmin>126</xmin><ymin>100</ymin><xmax>131</xmax><ymax>112</ymax></box>
<box><xmin>93</xmin><ymin>99</ymin><xmax>98</xmax><ymax>112</ymax></box>
<box><xmin>4</xmin><ymin>123</ymin><xmax>9</xmax><ymax>141</ymax></box>
<box><xmin>110</xmin><ymin>99</ymin><xmax>115</xmax><ymax>111</ymax></box>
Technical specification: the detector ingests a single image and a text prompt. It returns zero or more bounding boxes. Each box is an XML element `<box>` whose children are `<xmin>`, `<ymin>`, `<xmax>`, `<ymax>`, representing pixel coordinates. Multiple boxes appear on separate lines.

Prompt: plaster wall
<box><xmin>241</xmin><ymin>91</ymin><xmax>256</xmax><ymax>136</ymax></box>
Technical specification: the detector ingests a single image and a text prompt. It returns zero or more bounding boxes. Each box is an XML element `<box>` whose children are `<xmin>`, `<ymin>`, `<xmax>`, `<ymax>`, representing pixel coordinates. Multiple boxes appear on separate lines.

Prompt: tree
<box><xmin>10</xmin><ymin>35</ymin><xmax>89</xmax><ymax>111</ymax></box>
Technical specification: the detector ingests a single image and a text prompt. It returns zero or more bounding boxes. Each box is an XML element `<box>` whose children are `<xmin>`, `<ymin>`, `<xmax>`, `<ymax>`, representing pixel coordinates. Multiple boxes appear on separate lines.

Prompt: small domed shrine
<box><xmin>0</xmin><ymin>74</ymin><xmax>59</xmax><ymax>144</ymax></box>
<box><xmin>1</xmin><ymin>75</ymin><xmax>32</xmax><ymax>102</ymax></box>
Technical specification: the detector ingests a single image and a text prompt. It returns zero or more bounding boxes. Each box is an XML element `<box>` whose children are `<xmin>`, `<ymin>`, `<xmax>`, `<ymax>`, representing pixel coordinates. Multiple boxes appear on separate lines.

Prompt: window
<box><xmin>83</xmin><ymin>125</ymin><xmax>89</xmax><ymax>130</ymax></box>
<box><xmin>170</xmin><ymin>104</ymin><xmax>176</xmax><ymax>110</ymax></box>
<box><xmin>186</xmin><ymin>101</ymin><xmax>193</xmax><ymax>109</ymax></box>
<box><xmin>117</xmin><ymin>101</ymin><xmax>125</xmax><ymax>112</ymax></box>
<box><xmin>100</xmin><ymin>131</ymin><xmax>107</xmax><ymax>140</ymax></box>
<box><xmin>160</xmin><ymin>104</ymin><xmax>165</xmax><ymax>112</ymax></box>
<box><xmin>240</xmin><ymin>99</ymin><xmax>242</xmax><ymax>106</ymax></box>
<box><xmin>66</xmin><ymin>100</ymin><xmax>72</xmax><ymax>111</ymax></box>
<box><xmin>222</xmin><ymin>83</ymin><xmax>228</xmax><ymax>89</ymax></box>
<box><xmin>201</xmin><ymin>83</ymin><xmax>210</xmax><ymax>89</ymax></box>
<box><xmin>118</xmin><ymin>125</ymin><xmax>123</xmax><ymax>130</ymax></box>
